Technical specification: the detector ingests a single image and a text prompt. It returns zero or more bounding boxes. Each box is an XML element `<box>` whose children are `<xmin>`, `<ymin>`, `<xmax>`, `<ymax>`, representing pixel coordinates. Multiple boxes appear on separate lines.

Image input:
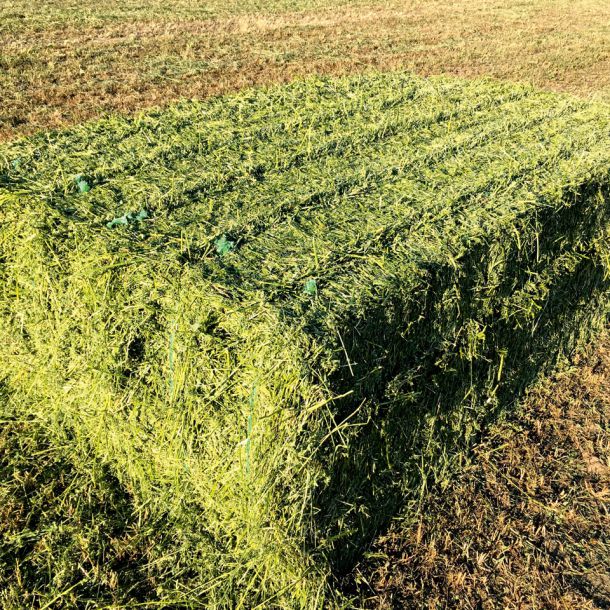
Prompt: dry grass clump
<box><xmin>1</xmin><ymin>73</ymin><xmax>610</xmax><ymax>606</ymax></box>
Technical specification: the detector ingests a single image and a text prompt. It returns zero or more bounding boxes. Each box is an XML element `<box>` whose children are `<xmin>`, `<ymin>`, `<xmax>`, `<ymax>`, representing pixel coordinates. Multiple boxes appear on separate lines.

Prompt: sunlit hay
<box><xmin>1</xmin><ymin>73</ymin><xmax>609</xmax><ymax>607</ymax></box>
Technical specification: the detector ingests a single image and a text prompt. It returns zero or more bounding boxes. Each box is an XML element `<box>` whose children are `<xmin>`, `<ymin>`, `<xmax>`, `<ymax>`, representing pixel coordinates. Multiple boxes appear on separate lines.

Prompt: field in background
<box><xmin>1</xmin><ymin>0</ymin><xmax>609</xmax><ymax>140</ymax></box>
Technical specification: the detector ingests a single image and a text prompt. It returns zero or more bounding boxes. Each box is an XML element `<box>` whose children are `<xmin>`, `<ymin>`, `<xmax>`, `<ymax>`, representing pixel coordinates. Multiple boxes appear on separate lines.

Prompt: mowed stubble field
<box><xmin>1</xmin><ymin>0</ymin><xmax>610</xmax><ymax>141</ymax></box>
<box><xmin>1</xmin><ymin>1</ymin><xmax>610</xmax><ymax>608</ymax></box>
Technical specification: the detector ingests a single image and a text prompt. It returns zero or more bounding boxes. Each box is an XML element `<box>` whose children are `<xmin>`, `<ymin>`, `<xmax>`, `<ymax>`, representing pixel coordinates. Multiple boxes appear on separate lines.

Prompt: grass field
<box><xmin>1</xmin><ymin>0</ymin><xmax>609</xmax><ymax>141</ymax></box>
<box><xmin>1</xmin><ymin>0</ymin><xmax>610</xmax><ymax>608</ymax></box>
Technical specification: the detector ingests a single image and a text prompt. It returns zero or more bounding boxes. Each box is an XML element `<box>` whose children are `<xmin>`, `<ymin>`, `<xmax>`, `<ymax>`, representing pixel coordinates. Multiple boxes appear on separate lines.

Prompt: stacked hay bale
<box><xmin>1</xmin><ymin>73</ymin><xmax>609</xmax><ymax>607</ymax></box>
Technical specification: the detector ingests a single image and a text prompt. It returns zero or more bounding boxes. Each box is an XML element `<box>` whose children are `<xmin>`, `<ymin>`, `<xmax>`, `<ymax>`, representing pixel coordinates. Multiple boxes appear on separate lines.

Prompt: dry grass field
<box><xmin>1</xmin><ymin>0</ymin><xmax>609</xmax><ymax>140</ymax></box>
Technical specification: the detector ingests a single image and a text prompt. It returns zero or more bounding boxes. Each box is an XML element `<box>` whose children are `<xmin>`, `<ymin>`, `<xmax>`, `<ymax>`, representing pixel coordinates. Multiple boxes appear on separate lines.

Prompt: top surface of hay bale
<box><xmin>2</xmin><ymin>75</ymin><xmax>608</xmax><ymax>320</ymax></box>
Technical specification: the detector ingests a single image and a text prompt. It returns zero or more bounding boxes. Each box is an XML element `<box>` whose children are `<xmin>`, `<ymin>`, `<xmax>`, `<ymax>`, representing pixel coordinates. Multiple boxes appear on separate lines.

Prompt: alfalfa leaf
<box><xmin>74</xmin><ymin>174</ymin><xmax>91</xmax><ymax>193</ymax></box>
<box><xmin>303</xmin><ymin>279</ymin><xmax>318</xmax><ymax>296</ymax></box>
<box><xmin>215</xmin><ymin>235</ymin><xmax>235</xmax><ymax>256</ymax></box>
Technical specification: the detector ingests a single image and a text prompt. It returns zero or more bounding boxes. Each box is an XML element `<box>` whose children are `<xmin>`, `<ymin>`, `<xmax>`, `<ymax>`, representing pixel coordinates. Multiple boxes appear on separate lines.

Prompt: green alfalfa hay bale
<box><xmin>1</xmin><ymin>72</ymin><xmax>610</xmax><ymax>607</ymax></box>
